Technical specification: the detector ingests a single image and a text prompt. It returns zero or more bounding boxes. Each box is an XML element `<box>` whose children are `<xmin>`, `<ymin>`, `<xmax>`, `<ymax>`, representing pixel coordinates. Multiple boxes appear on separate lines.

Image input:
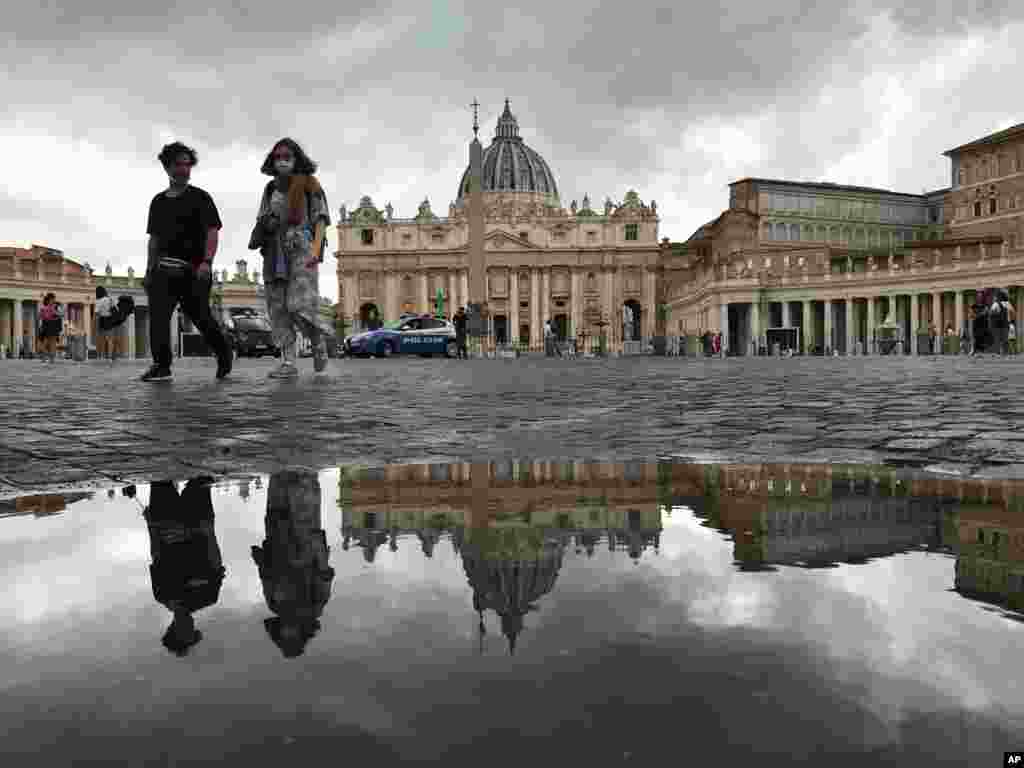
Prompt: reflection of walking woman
<box><xmin>37</xmin><ymin>293</ymin><xmax>61</xmax><ymax>362</ymax></box>
<box><xmin>251</xmin><ymin>470</ymin><xmax>335</xmax><ymax>657</ymax></box>
<box><xmin>253</xmin><ymin>138</ymin><xmax>331</xmax><ymax>378</ymax></box>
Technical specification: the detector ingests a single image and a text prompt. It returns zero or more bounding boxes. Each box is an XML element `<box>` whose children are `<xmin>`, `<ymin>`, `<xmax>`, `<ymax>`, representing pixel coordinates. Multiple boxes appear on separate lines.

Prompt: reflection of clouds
<box><xmin>2</xmin><ymin>468</ymin><xmax>1023</xmax><ymax>741</ymax></box>
<box><xmin>645</xmin><ymin>521</ymin><xmax>1024</xmax><ymax>725</ymax></box>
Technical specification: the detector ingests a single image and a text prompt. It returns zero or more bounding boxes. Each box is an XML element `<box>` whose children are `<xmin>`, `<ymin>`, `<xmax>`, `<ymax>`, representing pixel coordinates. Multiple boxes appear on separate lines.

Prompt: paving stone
<box><xmin>885</xmin><ymin>438</ymin><xmax>948</xmax><ymax>450</ymax></box>
<box><xmin>2</xmin><ymin>356</ymin><xmax>1024</xmax><ymax>495</ymax></box>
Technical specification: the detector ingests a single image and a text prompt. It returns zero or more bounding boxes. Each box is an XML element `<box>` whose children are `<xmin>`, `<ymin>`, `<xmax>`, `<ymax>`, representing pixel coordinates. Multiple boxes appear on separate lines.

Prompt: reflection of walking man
<box><xmin>252</xmin><ymin>470</ymin><xmax>335</xmax><ymax>658</ymax></box>
<box><xmin>453</xmin><ymin>306</ymin><xmax>469</xmax><ymax>359</ymax></box>
<box><xmin>145</xmin><ymin>478</ymin><xmax>225</xmax><ymax>656</ymax></box>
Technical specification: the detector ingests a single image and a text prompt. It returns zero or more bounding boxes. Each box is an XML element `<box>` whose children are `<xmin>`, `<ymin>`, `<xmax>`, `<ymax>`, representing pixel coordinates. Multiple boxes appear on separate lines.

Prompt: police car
<box><xmin>343</xmin><ymin>315</ymin><xmax>457</xmax><ymax>358</ymax></box>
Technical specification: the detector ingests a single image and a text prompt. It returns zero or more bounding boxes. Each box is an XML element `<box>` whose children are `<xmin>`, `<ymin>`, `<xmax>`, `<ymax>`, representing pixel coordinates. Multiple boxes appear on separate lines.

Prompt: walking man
<box><xmin>141</xmin><ymin>141</ymin><xmax>232</xmax><ymax>382</ymax></box>
<box><xmin>453</xmin><ymin>306</ymin><xmax>469</xmax><ymax>359</ymax></box>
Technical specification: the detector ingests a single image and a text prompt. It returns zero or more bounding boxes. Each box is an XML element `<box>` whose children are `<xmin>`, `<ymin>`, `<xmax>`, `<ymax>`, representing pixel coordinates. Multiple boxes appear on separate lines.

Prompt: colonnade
<box><xmin>722</xmin><ymin>285</ymin><xmax>1024</xmax><ymax>355</ymax></box>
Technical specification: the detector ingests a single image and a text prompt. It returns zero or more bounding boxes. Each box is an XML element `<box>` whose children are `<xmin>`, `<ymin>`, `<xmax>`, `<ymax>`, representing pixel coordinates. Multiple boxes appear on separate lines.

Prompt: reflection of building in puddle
<box><xmin>458</xmin><ymin>526</ymin><xmax>565</xmax><ymax>655</ymax></box>
<box><xmin>0</xmin><ymin>493</ymin><xmax>90</xmax><ymax>518</ymax></box>
<box><xmin>339</xmin><ymin>461</ymin><xmax>1024</xmax><ymax>625</ymax></box>
<box><xmin>340</xmin><ymin>462</ymin><xmax>663</xmax><ymax>653</ymax></box>
<box><xmin>953</xmin><ymin>490</ymin><xmax>1024</xmax><ymax>615</ymax></box>
<box><xmin>694</xmin><ymin>465</ymin><xmax>960</xmax><ymax>570</ymax></box>
<box><xmin>339</xmin><ymin>461</ymin><xmax>662</xmax><ymax>564</ymax></box>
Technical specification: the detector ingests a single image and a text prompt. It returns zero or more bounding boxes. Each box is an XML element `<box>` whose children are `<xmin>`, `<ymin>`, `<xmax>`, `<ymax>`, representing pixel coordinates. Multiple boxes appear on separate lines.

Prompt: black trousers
<box><xmin>148</xmin><ymin>266</ymin><xmax>229</xmax><ymax>369</ymax></box>
<box><xmin>456</xmin><ymin>332</ymin><xmax>468</xmax><ymax>358</ymax></box>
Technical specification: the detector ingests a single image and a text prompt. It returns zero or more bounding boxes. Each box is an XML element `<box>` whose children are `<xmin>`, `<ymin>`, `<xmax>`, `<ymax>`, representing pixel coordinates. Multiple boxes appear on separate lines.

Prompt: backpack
<box><xmin>990</xmin><ymin>301</ymin><xmax>1008</xmax><ymax>327</ymax></box>
<box><xmin>98</xmin><ymin>296</ymin><xmax>135</xmax><ymax>331</ymax></box>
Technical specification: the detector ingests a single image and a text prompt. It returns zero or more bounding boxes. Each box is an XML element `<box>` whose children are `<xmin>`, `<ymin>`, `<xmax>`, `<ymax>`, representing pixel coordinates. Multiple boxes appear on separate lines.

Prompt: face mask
<box><xmin>275</xmin><ymin>159</ymin><xmax>294</xmax><ymax>174</ymax></box>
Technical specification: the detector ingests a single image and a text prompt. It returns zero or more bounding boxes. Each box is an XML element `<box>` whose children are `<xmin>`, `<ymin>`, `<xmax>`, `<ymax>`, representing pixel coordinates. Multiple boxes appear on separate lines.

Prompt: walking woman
<box><xmin>251</xmin><ymin>138</ymin><xmax>331</xmax><ymax>378</ymax></box>
<box><xmin>37</xmin><ymin>293</ymin><xmax>61</xmax><ymax>362</ymax></box>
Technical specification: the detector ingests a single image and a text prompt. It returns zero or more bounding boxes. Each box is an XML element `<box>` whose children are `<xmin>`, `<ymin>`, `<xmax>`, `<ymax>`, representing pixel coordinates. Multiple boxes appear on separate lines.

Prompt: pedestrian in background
<box><xmin>142</xmin><ymin>141</ymin><xmax>232</xmax><ymax>382</ymax></box>
<box><xmin>95</xmin><ymin>286</ymin><xmax>117</xmax><ymax>363</ymax></box>
<box><xmin>37</xmin><ymin>293</ymin><xmax>61</xmax><ymax>363</ymax></box>
<box><xmin>989</xmin><ymin>291</ymin><xmax>1014</xmax><ymax>356</ymax></box>
<box><xmin>251</xmin><ymin>138</ymin><xmax>331</xmax><ymax>378</ymax></box>
<box><xmin>453</xmin><ymin>306</ymin><xmax>469</xmax><ymax>359</ymax></box>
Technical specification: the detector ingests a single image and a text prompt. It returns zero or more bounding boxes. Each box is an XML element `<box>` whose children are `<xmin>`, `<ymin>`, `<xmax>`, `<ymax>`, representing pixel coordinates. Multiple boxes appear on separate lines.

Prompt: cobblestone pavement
<box><xmin>2</xmin><ymin>354</ymin><xmax>1024</xmax><ymax>497</ymax></box>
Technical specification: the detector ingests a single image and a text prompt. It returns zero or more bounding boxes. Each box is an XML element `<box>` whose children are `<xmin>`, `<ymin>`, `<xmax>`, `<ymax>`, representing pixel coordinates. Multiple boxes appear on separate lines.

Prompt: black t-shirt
<box><xmin>146</xmin><ymin>186</ymin><xmax>221</xmax><ymax>268</ymax></box>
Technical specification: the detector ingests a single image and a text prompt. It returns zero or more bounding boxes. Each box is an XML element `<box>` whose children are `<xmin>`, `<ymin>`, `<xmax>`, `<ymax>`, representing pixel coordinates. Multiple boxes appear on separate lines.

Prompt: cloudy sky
<box><xmin>3</xmin><ymin>1</ymin><xmax>1023</xmax><ymax>302</ymax></box>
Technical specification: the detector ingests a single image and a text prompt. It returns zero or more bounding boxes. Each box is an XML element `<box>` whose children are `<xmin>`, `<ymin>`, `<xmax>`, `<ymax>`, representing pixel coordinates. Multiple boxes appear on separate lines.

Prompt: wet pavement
<box><xmin>4</xmin><ymin>354</ymin><xmax>1024</xmax><ymax>499</ymax></box>
<box><xmin>2</xmin><ymin>460</ymin><xmax>1023</xmax><ymax>766</ymax></box>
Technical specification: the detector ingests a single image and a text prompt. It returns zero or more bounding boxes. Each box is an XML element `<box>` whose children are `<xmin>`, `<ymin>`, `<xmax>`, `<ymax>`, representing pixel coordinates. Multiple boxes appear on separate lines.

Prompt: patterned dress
<box><xmin>258</xmin><ymin>180</ymin><xmax>331</xmax><ymax>354</ymax></box>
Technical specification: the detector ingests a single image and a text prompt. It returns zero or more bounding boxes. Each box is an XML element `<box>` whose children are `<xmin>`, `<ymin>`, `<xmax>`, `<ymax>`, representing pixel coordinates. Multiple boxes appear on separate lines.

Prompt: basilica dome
<box><xmin>457</xmin><ymin>100</ymin><xmax>560</xmax><ymax>206</ymax></box>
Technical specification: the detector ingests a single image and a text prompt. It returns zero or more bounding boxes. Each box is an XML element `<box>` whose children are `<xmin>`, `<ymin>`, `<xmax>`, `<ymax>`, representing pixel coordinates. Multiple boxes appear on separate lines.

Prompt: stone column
<box><xmin>845</xmin><ymin>298</ymin><xmax>855</xmax><ymax>355</ymax></box>
<box><xmin>12</xmin><ymin>299</ymin><xmax>22</xmax><ymax>357</ymax></box>
<box><xmin>719</xmin><ymin>303</ymin><xmax>729</xmax><ymax>355</ymax></box>
<box><xmin>570</xmin><ymin>270</ymin><xmax>580</xmax><ymax>339</ymax></box>
<box><xmin>419</xmin><ymin>272</ymin><xmax>429</xmax><ymax>315</ymax></box>
<box><xmin>509</xmin><ymin>270</ymin><xmax>520</xmax><ymax>344</ymax></box>
<box><xmin>541</xmin><ymin>269</ymin><xmax>550</xmax><ymax>329</ymax></box>
<box><xmin>931</xmin><ymin>291</ymin><xmax>942</xmax><ymax>331</ymax></box>
<box><xmin>955</xmin><ymin>290</ymin><xmax>965</xmax><ymax>341</ymax></box>
<box><xmin>823</xmin><ymin>299</ymin><xmax>833</xmax><ymax>353</ymax></box>
<box><xmin>448</xmin><ymin>272</ymin><xmax>457</xmax><ymax>313</ymax></box>
<box><xmin>802</xmin><ymin>300</ymin><xmax>812</xmax><ymax>353</ymax></box>
<box><xmin>530</xmin><ymin>269</ymin><xmax>541</xmax><ymax>347</ymax></box>
<box><xmin>644</xmin><ymin>269</ymin><xmax>657</xmax><ymax>338</ymax></box>
<box><xmin>866</xmin><ymin>295</ymin><xmax>875</xmax><ymax>354</ymax></box>
<box><xmin>781</xmin><ymin>301</ymin><xmax>791</xmax><ymax>328</ymax></box>
<box><xmin>749</xmin><ymin>300</ymin><xmax>760</xmax><ymax>355</ymax></box>
<box><xmin>460</xmin><ymin>271</ymin><xmax>469</xmax><ymax>311</ymax></box>
<box><xmin>910</xmin><ymin>293</ymin><xmax>919</xmax><ymax>355</ymax></box>
<box><xmin>127</xmin><ymin>311</ymin><xmax>136</xmax><ymax>359</ymax></box>
<box><xmin>170</xmin><ymin>307</ymin><xmax>180</xmax><ymax>358</ymax></box>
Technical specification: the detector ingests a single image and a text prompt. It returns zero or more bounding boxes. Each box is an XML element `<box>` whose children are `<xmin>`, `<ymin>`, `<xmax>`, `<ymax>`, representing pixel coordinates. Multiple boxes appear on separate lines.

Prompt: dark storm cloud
<box><xmin>2</xmin><ymin>0</ymin><xmax>1022</xmax><ymax>278</ymax></box>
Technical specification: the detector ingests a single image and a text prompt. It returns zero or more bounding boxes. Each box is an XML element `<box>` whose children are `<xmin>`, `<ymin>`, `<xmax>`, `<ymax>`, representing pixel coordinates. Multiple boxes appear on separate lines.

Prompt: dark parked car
<box><xmin>224</xmin><ymin>313</ymin><xmax>278</xmax><ymax>358</ymax></box>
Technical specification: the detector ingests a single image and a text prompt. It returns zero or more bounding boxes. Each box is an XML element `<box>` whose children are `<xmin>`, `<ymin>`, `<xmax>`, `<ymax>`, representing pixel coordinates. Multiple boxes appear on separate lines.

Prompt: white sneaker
<box><xmin>268</xmin><ymin>361</ymin><xmax>299</xmax><ymax>378</ymax></box>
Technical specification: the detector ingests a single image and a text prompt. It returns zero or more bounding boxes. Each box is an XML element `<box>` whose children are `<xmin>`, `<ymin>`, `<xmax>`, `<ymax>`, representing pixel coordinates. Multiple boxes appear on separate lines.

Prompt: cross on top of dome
<box><xmin>495</xmin><ymin>98</ymin><xmax>520</xmax><ymax>139</ymax></box>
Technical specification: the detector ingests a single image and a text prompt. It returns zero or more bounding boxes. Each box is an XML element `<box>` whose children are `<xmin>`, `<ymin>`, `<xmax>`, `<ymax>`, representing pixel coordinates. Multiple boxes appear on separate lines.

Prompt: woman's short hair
<box><xmin>95</xmin><ymin>286</ymin><xmax>107</xmax><ymax>299</ymax></box>
<box><xmin>158</xmin><ymin>141</ymin><xmax>199</xmax><ymax>169</ymax></box>
<box><xmin>260</xmin><ymin>138</ymin><xmax>317</xmax><ymax>176</ymax></box>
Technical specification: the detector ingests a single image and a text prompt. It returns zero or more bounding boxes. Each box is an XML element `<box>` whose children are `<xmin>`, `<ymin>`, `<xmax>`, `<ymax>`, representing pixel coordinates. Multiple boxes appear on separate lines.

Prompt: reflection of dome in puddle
<box><xmin>460</xmin><ymin>532</ymin><xmax>565</xmax><ymax>655</ymax></box>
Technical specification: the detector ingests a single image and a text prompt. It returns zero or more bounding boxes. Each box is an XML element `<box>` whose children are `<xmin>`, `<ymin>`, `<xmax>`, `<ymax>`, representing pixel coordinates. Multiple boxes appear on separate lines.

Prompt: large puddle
<box><xmin>2</xmin><ymin>461</ymin><xmax>1022</xmax><ymax>765</ymax></box>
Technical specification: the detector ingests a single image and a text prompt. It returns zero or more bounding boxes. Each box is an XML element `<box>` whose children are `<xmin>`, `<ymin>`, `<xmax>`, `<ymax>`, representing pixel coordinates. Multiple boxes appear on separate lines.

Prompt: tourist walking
<box><xmin>453</xmin><ymin>306</ymin><xmax>469</xmax><ymax>359</ymax></box>
<box><xmin>37</xmin><ymin>293</ymin><xmax>61</xmax><ymax>363</ymax></box>
<box><xmin>94</xmin><ymin>286</ymin><xmax>118</xmax><ymax>362</ymax></box>
<box><xmin>142</xmin><ymin>141</ymin><xmax>232</xmax><ymax>382</ymax></box>
<box><xmin>250</xmin><ymin>137</ymin><xmax>331</xmax><ymax>378</ymax></box>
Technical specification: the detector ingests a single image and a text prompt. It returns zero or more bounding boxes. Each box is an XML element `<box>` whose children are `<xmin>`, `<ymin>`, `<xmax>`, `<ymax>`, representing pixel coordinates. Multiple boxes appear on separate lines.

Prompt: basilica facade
<box><xmin>334</xmin><ymin>101</ymin><xmax>664</xmax><ymax>351</ymax></box>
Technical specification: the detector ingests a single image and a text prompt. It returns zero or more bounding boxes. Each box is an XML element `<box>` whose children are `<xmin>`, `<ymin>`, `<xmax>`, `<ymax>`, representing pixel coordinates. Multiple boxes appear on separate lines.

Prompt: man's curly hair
<box><xmin>158</xmin><ymin>141</ymin><xmax>199</xmax><ymax>169</ymax></box>
<box><xmin>260</xmin><ymin>138</ymin><xmax>317</xmax><ymax>176</ymax></box>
